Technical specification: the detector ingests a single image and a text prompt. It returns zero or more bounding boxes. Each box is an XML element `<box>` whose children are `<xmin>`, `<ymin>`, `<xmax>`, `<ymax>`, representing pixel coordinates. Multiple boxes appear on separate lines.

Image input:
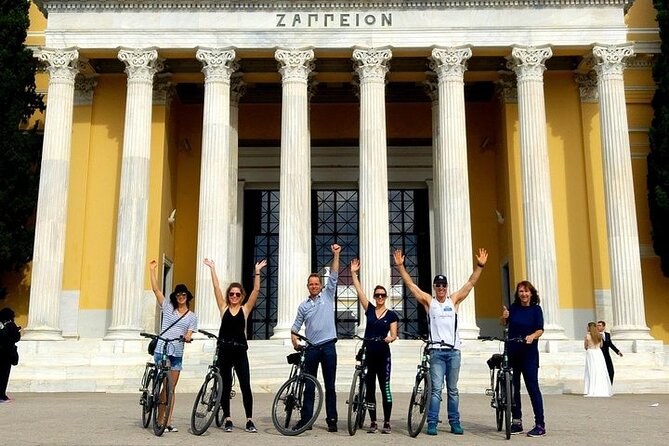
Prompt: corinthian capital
<box><xmin>592</xmin><ymin>43</ymin><xmax>634</xmax><ymax>80</ymax></box>
<box><xmin>424</xmin><ymin>73</ymin><xmax>439</xmax><ymax>103</ymax></box>
<box><xmin>508</xmin><ymin>45</ymin><xmax>552</xmax><ymax>82</ymax></box>
<box><xmin>574</xmin><ymin>71</ymin><xmax>599</xmax><ymax>103</ymax></box>
<box><xmin>430</xmin><ymin>46</ymin><xmax>472</xmax><ymax>81</ymax></box>
<box><xmin>230</xmin><ymin>72</ymin><xmax>246</xmax><ymax>106</ymax></box>
<box><xmin>275</xmin><ymin>48</ymin><xmax>315</xmax><ymax>83</ymax></box>
<box><xmin>37</xmin><ymin>47</ymin><xmax>79</xmax><ymax>83</ymax></box>
<box><xmin>196</xmin><ymin>48</ymin><xmax>237</xmax><ymax>82</ymax></box>
<box><xmin>118</xmin><ymin>48</ymin><xmax>161</xmax><ymax>82</ymax></box>
<box><xmin>352</xmin><ymin>47</ymin><xmax>392</xmax><ymax>81</ymax></box>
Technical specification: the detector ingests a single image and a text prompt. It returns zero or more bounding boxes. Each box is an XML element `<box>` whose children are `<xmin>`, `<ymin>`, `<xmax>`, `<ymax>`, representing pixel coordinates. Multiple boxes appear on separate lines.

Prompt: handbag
<box><xmin>10</xmin><ymin>345</ymin><xmax>19</xmax><ymax>366</ymax></box>
<box><xmin>148</xmin><ymin>310</ymin><xmax>189</xmax><ymax>355</ymax></box>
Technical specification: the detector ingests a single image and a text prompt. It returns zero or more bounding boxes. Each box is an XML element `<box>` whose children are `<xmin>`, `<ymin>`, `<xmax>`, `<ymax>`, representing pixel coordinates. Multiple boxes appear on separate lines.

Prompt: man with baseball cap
<box><xmin>393</xmin><ymin>247</ymin><xmax>488</xmax><ymax>436</ymax></box>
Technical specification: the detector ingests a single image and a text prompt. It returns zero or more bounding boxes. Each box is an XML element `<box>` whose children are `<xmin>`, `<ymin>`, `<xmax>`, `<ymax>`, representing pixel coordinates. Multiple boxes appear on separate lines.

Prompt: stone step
<box><xmin>10</xmin><ymin>338</ymin><xmax>669</xmax><ymax>394</ymax></box>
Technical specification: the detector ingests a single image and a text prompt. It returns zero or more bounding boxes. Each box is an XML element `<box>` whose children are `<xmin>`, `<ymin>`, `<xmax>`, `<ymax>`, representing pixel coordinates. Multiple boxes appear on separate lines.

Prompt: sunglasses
<box><xmin>228</xmin><ymin>292</ymin><xmax>242</xmax><ymax>297</ymax></box>
<box><xmin>434</xmin><ymin>283</ymin><xmax>447</xmax><ymax>288</ymax></box>
<box><xmin>176</xmin><ymin>292</ymin><xmax>187</xmax><ymax>297</ymax></box>
<box><xmin>373</xmin><ymin>293</ymin><xmax>387</xmax><ymax>298</ymax></box>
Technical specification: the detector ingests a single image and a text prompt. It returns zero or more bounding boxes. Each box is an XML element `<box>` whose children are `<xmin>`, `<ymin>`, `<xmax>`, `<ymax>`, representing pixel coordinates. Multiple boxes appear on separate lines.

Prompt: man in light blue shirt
<box><xmin>291</xmin><ymin>243</ymin><xmax>341</xmax><ymax>432</ymax></box>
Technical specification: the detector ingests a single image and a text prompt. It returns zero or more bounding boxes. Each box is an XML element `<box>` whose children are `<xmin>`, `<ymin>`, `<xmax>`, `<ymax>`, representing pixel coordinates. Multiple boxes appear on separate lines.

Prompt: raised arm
<box><xmin>331</xmin><ymin>243</ymin><xmax>341</xmax><ymax>273</ymax></box>
<box><xmin>149</xmin><ymin>260</ymin><xmax>165</xmax><ymax>305</ymax></box>
<box><xmin>393</xmin><ymin>249</ymin><xmax>431</xmax><ymax>310</ymax></box>
<box><xmin>203</xmin><ymin>258</ymin><xmax>226</xmax><ymax>313</ymax></box>
<box><xmin>350</xmin><ymin>259</ymin><xmax>369</xmax><ymax>311</ymax></box>
<box><xmin>451</xmin><ymin>248</ymin><xmax>488</xmax><ymax>306</ymax></box>
<box><xmin>243</xmin><ymin>259</ymin><xmax>268</xmax><ymax>314</ymax></box>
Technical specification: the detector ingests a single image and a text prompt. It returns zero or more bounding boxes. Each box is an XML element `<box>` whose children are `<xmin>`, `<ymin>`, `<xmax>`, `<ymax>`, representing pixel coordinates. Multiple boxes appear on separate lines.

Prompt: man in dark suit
<box><xmin>596</xmin><ymin>320</ymin><xmax>623</xmax><ymax>383</ymax></box>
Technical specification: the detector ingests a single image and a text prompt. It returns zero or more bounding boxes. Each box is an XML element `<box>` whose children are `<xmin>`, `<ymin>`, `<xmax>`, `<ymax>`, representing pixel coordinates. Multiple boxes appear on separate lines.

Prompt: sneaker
<box><xmin>327</xmin><ymin>422</ymin><xmax>338</xmax><ymax>433</ymax></box>
<box><xmin>381</xmin><ymin>422</ymin><xmax>391</xmax><ymax>434</ymax></box>
<box><xmin>426</xmin><ymin>422</ymin><xmax>438</xmax><ymax>435</ymax></box>
<box><xmin>245</xmin><ymin>420</ymin><xmax>257</xmax><ymax>433</ymax></box>
<box><xmin>292</xmin><ymin>419</ymin><xmax>312</xmax><ymax>431</ymax></box>
<box><xmin>450</xmin><ymin>422</ymin><xmax>464</xmax><ymax>435</ymax></box>
<box><xmin>511</xmin><ymin>421</ymin><xmax>524</xmax><ymax>435</ymax></box>
<box><xmin>367</xmin><ymin>422</ymin><xmax>378</xmax><ymax>433</ymax></box>
<box><xmin>527</xmin><ymin>424</ymin><xmax>546</xmax><ymax>437</ymax></box>
<box><xmin>165</xmin><ymin>426</ymin><xmax>178</xmax><ymax>433</ymax></box>
<box><xmin>224</xmin><ymin>420</ymin><xmax>233</xmax><ymax>432</ymax></box>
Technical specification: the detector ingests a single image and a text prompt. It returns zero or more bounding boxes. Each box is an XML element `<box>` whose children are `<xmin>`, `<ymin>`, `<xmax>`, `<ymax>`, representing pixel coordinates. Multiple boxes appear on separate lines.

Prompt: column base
<box><xmin>458</xmin><ymin>326</ymin><xmax>481</xmax><ymax>340</ymax></box>
<box><xmin>104</xmin><ymin>327</ymin><xmax>142</xmax><ymax>340</ymax></box>
<box><xmin>270</xmin><ymin>324</ymin><xmax>294</xmax><ymax>340</ymax></box>
<box><xmin>21</xmin><ymin>326</ymin><xmax>64</xmax><ymax>341</ymax></box>
<box><xmin>611</xmin><ymin>325</ymin><xmax>654</xmax><ymax>341</ymax></box>
<box><xmin>539</xmin><ymin>324</ymin><xmax>569</xmax><ymax>340</ymax></box>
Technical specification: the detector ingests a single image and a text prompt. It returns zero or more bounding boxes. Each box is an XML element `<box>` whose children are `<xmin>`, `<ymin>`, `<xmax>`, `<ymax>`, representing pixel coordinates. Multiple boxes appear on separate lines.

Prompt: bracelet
<box><xmin>477</xmin><ymin>263</ymin><xmax>485</xmax><ymax>268</ymax></box>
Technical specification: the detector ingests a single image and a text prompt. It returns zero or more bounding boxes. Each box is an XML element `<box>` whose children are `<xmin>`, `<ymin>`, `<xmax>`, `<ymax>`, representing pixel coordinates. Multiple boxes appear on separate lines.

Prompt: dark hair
<box><xmin>597</xmin><ymin>320</ymin><xmax>606</xmax><ymax>327</ymax></box>
<box><xmin>512</xmin><ymin>281</ymin><xmax>540</xmax><ymax>305</ymax></box>
<box><xmin>373</xmin><ymin>285</ymin><xmax>387</xmax><ymax>295</ymax></box>
<box><xmin>169</xmin><ymin>284</ymin><xmax>194</xmax><ymax>309</ymax></box>
<box><xmin>307</xmin><ymin>273</ymin><xmax>321</xmax><ymax>283</ymax></box>
<box><xmin>225</xmin><ymin>282</ymin><xmax>247</xmax><ymax>305</ymax></box>
<box><xmin>0</xmin><ymin>307</ymin><xmax>15</xmax><ymax>321</ymax></box>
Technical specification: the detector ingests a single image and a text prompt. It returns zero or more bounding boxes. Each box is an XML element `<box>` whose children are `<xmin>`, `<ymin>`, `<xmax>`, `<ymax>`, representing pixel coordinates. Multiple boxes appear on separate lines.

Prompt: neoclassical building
<box><xmin>7</xmin><ymin>0</ymin><xmax>668</xmax><ymax>392</ymax></box>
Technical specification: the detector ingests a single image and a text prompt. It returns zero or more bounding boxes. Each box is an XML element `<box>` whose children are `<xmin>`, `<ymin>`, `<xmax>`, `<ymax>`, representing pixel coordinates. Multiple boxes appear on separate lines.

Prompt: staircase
<box><xmin>10</xmin><ymin>338</ymin><xmax>669</xmax><ymax>394</ymax></box>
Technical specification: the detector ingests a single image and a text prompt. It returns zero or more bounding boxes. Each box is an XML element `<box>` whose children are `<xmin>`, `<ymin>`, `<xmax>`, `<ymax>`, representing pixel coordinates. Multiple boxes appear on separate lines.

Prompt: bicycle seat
<box><xmin>286</xmin><ymin>352</ymin><xmax>301</xmax><ymax>365</ymax></box>
<box><xmin>487</xmin><ymin>354</ymin><xmax>503</xmax><ymax>370</ymax></box>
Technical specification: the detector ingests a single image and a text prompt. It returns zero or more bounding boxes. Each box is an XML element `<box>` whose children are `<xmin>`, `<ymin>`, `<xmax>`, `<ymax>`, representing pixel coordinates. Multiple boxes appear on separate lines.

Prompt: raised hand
<box><xmin>203</xmin><ymin>258</ymin><xmax>215</xmax><ymax>268</ymax></box>
<box><xmin>393</xmin><ymin>249</ymin><xmax>405</xmax><ymax>266</ymax></box>
<box><xmin>149</xmin><ymin>259</ymin><xmax>158</xmax><ymax>270</ymax></box>
<box><xmin>331</xmin><ymin>244</ymin><xmax>341</xmax><ymax>255</ymax></box>
<box><xmin>502</xmin><ymin>305</ymin><xmax>509</xmax><ymax>319</ymax></box>
<box><xmin>255</xmin><ymin>259</ymin><xmax>267</xmax><ymax>274</ymax></box>
<box><xmin>350</xmin><ymin>258</ymin><xmax>360</xmax><ymax>273</ymax></box>
<box><xmin>475</xmin><ymin>248</ymin><xmax>489</xmax><ymax>266</ymax></box>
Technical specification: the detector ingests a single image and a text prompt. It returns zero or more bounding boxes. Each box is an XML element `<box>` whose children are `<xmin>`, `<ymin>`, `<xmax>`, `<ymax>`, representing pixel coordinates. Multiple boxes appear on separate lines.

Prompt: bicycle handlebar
<box><xmin>351</xmin><ymin>334</ymin><xmax>386</xmax><ymax>342</ymax></box>
<box><xmin>198</xmin><ymin>329</ymin><xmax>218</xmax><ymax>339</ymax></box>
<box><xmin>139</xmin><ymin>332</ymin><xmax>185</xmax><ymax>344</ymax></box>
<box><xmin>478</xmin><ymin>335</ymin><xmax>527</xmax><ymax>343</ymax></box>
<box><xmin>400</xmin><ymin>331</ymin><xmax>454</xmax><ymax>349</ymax></box>
<box><xmin>290</xmin><ymin>332</ymin><xmax>315</xmax><ymax>347</ymax></box>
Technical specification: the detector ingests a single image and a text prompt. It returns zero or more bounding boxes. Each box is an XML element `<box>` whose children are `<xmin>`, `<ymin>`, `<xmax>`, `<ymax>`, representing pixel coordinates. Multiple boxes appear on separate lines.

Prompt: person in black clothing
<box><xmin>204</xmin><ymin>258</ymin><xmax>267</xmax><ymax>433</ymax></box>
<box><xmin>350</xmin><ymin>259</ymin><xmax>399</xmax><ymax>434</ymax></box>
<box><xmin>501</xmin><ymin>281</ymin><xmax>546</xmax><ymax>437</ymax></box>
<box><xmin>596</xmin><ymin>320</ymin><xmax>623</xmax><ymax>383</ymax></box>
<box><xmin>0</xmin><ymin>307</ymin><xmax>21</xmax><ymax>402</ymax></box>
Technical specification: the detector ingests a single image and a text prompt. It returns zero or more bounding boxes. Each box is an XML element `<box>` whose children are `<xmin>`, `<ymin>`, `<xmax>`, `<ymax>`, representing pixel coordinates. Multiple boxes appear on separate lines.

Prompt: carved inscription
<box><xmin>276</xmin><ymin>12</ymin><xmax>392</xmax><ymax>28</ymax></box>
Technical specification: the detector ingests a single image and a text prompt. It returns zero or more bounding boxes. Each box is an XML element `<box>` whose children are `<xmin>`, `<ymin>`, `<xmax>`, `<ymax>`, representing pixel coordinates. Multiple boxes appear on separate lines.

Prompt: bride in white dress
<box><xmin>584</xmin><ymin>321</ymin><xmax>613</xmax><ymax>397</ymax></box>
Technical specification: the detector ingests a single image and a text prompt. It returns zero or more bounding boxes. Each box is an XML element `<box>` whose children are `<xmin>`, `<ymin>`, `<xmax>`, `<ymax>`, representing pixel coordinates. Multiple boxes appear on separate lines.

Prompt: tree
<box><xmin>0</xmin><ymin>0</ymin><xmax>45</xmax><ymax>296</ymax></box>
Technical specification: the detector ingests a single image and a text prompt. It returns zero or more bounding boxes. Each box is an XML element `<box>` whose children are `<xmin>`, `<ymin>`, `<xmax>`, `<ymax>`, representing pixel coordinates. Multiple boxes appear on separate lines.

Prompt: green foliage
<box><xmin>0</xmin><ymin>0</ymin><xmax>45</xmax><ymax>283</ymax></box>
<box><xmin>649</xmin><ymin>0</ymin><xmax>669</xmax><ymax>275</ymax></box>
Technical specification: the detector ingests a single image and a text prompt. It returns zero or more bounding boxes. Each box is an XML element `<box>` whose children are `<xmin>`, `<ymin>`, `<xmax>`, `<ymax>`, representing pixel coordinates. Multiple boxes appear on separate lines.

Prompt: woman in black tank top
<box><xmin>204</xmin><ymin>258</ymin><xmax>267</xmax><ymax>433</ymax></box>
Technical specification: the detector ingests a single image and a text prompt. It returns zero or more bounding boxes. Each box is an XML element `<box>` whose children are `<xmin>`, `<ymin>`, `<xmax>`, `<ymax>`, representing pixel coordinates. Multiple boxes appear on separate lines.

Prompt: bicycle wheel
<box><xmin>407</xmin><ymin>372</ymin><xmax>431</xmax><ymax>438</ymax></box>
<box><xmin>504</xmin><ymin>371</ymin><xmax>512</xmax><ymax>440</ymax></box>
<box><xmin>495</xmin><ymin>372</ymin><xmax>503</xmax><ymax>431</ymax></box>
<box><xmin>347</xmin><ymin>369</ymin><xmax>364</xmax><ymax>435</ymax></box>
<box><xmin>215</xmin><ymin>406</ymin><xmax>224</xmax><ymax>427</ymax></box>
<box><xmin>356</xmin><ymin>377</ymin><xmax>367</xmax><ymax>430</ymax></box>
<box><xmin>191</xmin><ymin>372</ymin><xmax>223</xmax><ymax>435</ymax></box>
<box><xmin>152</xmin><ymin>371</ymin><xmax>173</xmax><ymax>437</ymax></box>
<box><xmin>272</xmin><ymin>374</ymin><xmax>323</xmax><ymax>436</ymax></box>
<box><xmin>140</xmin><ymin>368</ymin><xmax>155</xmax><ymax>428</ymax></box>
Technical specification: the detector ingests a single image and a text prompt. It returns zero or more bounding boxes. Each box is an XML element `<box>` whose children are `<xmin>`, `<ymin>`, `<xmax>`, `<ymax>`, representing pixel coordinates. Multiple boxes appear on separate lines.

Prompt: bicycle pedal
<box><xmin>485</xmin><ymin>389</ymin><xmax>494</xmax><ymax>396</ymax></box>
<box><xmin>366</xmin><ymin>403</ymin><xmax>376</xmax><ymax>410</ymax></box>
<box><xmin>230</xmin><ymin>390</ymin><xmax>236</xmax><ymax>398</ymax></box>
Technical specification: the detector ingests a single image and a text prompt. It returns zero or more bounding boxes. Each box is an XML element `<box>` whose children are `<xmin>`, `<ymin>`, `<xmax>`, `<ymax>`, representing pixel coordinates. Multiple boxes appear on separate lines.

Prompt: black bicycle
<box><xmin>139</xmin><ymin>332</ymin><xmax>183</xmax><ymax>436</ymax></box>
<box><xmin>478</xmin><ymin>330</ymin><xmax>526</xmax><ymax>439</ymax></box>
<box><xmin>190</xmin><ymin>329</ymin><xmax>224</xmax><ymax>435</ymax></box>
<box><xmin>404</xmin><ymin>333</ymin><xmax>454</xmax><ymax>438</ymax></box>
<box><xmin>271</xmin><ymin>332</ymin><xmax>324</xmax><ymax>436</ymax></box>
<box><xmin>346</xmin><ymin>335</ymin><xmax>384</xmax><ymax>435</ymax></box>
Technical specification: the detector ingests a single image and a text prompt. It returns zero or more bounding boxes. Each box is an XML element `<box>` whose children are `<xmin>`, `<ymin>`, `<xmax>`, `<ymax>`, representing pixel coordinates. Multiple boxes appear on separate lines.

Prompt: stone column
<box><xmin>353</xmin><ymin>47</ymin><xmax>392</xmax><ymax>320</ymax></box>
<box><xmin>592</xmin><ymin>44</ymin><xmax>652</xmax><ymax>339</ymax></box>
<box><xmin>431</xmin><ymin>46</ymin><xmax>479</xmax><ymax>339</ymax></box>
<box><xmin>106</xmin><ymin>48</ymin><xmax>161</xmax><ymax>339</ymax></box>
<box><xmin>509</xmin><ymin>45</ymin><xmax>566</xmax><ymax>339</ymax></box>
<box><xmin>194</xmin><ymin>48</ymin><xmax>237</xmax><ymax>332</ymax></box>
<box><xmin>424</xmin><ymin>76</ymin><xmax>442</xmax><ymax>275</ymax></box>
<box><xmin>229</xmin><ymin>72</ymin><xmax>246</xmax><ymax>281</ymax></box>
<box><xmin>23</xmin><ymin>48</ymin><xmax>79</xmax><ymax>341</ymax></box>
<box><xmin>272</xmin><ymin>48</ymin><xmax>315</xmax><ymax>339</ymax></box>
<box><xmin>574</xmin><ymin>70</ymin><xmax>613</xmax><ymax>325</ymax></box>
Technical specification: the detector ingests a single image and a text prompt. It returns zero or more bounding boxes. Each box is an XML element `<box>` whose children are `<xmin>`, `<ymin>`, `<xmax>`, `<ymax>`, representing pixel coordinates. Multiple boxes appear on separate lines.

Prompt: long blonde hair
<box><xmin>587</xmin><ymin>322</ymin><xmax>601</xmax><ymax>344</ymax></box>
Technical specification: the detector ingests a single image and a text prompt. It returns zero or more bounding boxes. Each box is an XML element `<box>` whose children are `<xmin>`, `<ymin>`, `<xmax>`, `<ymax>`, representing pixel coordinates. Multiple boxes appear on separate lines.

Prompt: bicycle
<box><xmin>271</xmin><ymin>332</ymin><xmax>324</xmax><ymax>436</ymax></box>
<box><xmin>478</xmin><ymin>330</ymin><xmax>526</xmax><ymax>440</ymax></box>
<box><xmin>404</xmin><ymin>332</ymin><xmax>454</xmax><ymax>438</ymax></box>
<box><xmin>139</xmin><ymin>332</ymin><xmax>183</xmax><ymax>436</ymax></box>
<box><xmin>190</xmin><ymin>329</ymin><xmax>224</xmax><ymax>435</ymax></box>
<box><xmin>346</xmin><ymin>335</ymin><xmax>384</xmax><ymax>436</ymax></box>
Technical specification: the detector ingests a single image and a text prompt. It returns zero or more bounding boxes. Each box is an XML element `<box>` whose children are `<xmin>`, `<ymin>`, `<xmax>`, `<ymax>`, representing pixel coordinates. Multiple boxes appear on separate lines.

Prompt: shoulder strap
<box><xmin>159</xmin><ymin>310</ymin><xmax>189</xmax><ymax>336</ymax></box>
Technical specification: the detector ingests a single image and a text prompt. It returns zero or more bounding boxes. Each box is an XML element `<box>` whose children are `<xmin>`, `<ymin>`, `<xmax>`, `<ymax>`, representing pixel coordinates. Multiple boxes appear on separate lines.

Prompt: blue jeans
<box><xmin>301</xmin><ymin>341</ymin><xmax>338</xmax><ymax>423</ymax></box>
<box><xmin>427</xmin><ymin>349</ymin><xmax>461</xmax><ymax>426</ymax></box>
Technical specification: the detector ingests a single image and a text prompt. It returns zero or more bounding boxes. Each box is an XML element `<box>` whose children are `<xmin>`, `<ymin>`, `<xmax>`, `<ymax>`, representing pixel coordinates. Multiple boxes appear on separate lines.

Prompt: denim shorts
<box><xmin>153</xmin><ymin>353</ymin><xmax>183</xmax><ymax>371</ymax></box>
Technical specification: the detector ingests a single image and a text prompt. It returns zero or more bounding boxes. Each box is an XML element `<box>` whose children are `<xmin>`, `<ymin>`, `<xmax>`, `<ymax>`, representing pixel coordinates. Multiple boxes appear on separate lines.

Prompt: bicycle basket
<box><xmin>287</xmin><ymin>352</ymin><xmax>301</xmax><ymax>365</ymax></box>
<box><xmin>487</xmin><ymin>354</ymin><xmax>503</xmax><ymax>370</ymax></box>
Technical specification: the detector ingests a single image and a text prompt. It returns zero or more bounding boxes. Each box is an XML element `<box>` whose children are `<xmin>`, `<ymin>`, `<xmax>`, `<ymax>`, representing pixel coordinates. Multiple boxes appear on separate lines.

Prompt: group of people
<box><xmin>146</xmin><ymin>242</ymin><xmax>622</xmax><ymax>437</ymax></box>
<box><xmin>583</xmin><ymin>320</ymin><xmax>623</xmax><ymax>397</ymax></box>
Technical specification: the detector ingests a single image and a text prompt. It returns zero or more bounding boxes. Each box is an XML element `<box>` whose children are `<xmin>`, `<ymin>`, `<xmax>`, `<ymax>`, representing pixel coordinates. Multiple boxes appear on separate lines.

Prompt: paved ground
<box><xmin>1</xmin><ymin>392</ymin><xmax>667</xmax><ymax>445</ymax></box>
